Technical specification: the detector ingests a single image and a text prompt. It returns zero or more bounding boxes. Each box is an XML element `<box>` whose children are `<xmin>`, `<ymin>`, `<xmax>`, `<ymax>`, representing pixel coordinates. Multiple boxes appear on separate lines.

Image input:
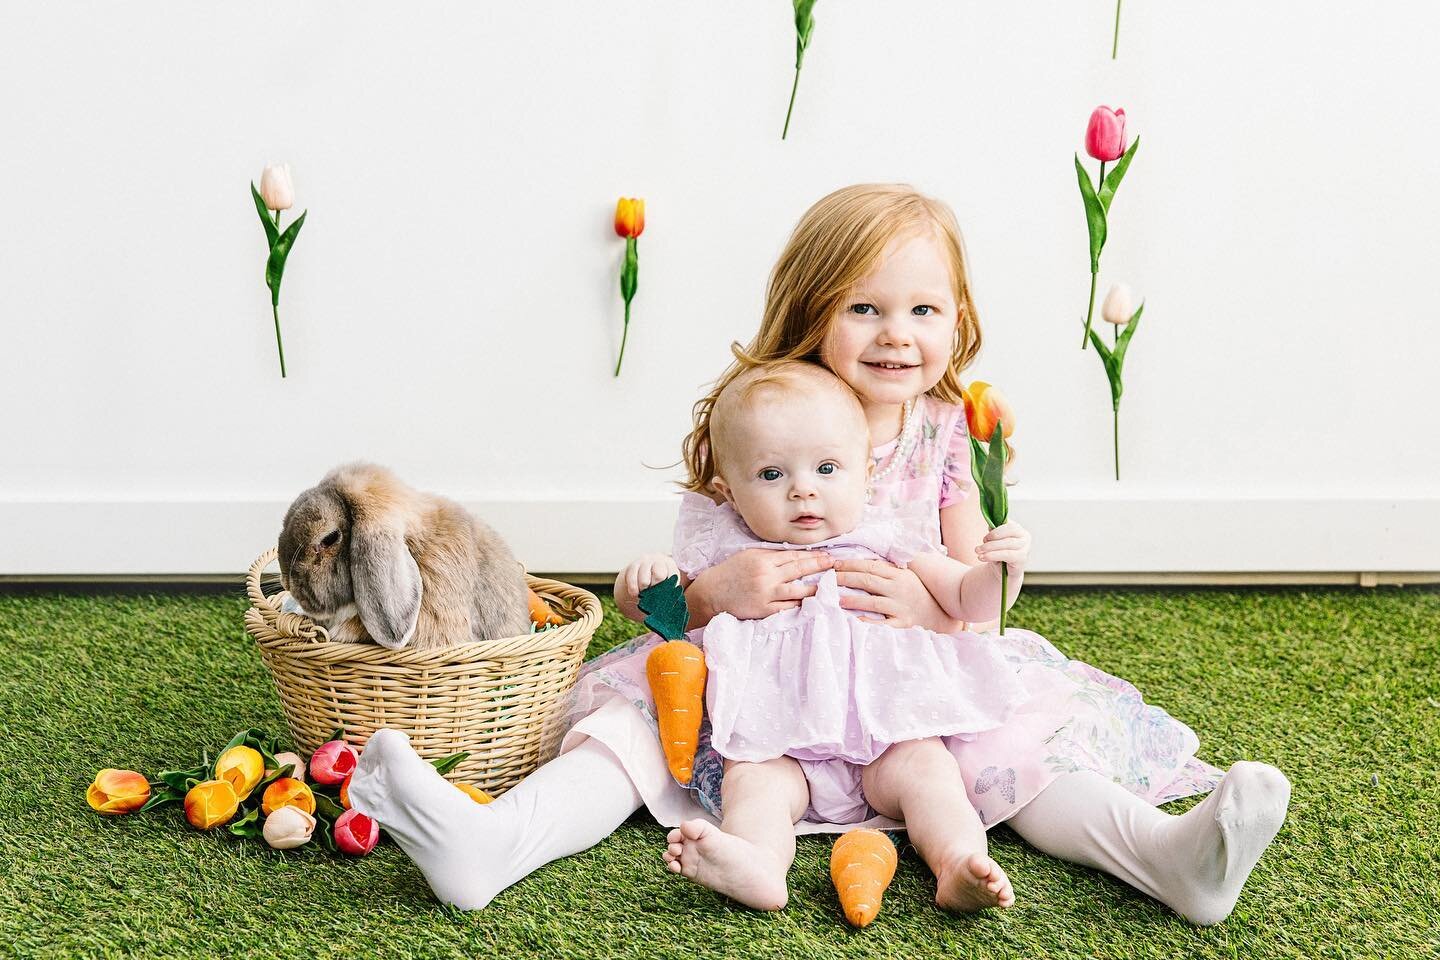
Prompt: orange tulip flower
<box><xmin>961</xmin><ymin>381</ymin><xmax>1016</xmax><ymax>443</ymax></box>
<box><xmin>614</xmin><ymin>197</ymin><xmax>645</xmax><ymax>239</ymax></box>
<box><xmin>86</xmin><ymin>768</ymin><xmax>151</xmax><ymax>815</ymax></box>
<box><xmin>455</xmin><ymin>783</ymin><xmax>494</xmax><ymax>804</ymax></box>
<box><xmin>184</xmin><ymin>779</ymin><xmax>239</xmax><ymax>830</ymax></box>
<box><xmin>214</xmin><ymin>745</ymin><xmax>265</xmax><ymax>801</ymax></box>
<box><xmin>262</xmin><ymin>777</ymin><xmax>316</xmax><ymax>817</ymax></box>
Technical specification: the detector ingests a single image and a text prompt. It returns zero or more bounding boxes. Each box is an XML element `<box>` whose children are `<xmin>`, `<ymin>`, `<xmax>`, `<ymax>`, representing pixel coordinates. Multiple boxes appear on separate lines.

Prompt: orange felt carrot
<box><xmin>830</xmin><ymin>828</ymin><xmax>898</xmax><ymax>928</ymax></box>
<box><xmin>645</xmin><ymin>640</ymin><xmax>706</xmax><ymax>784</ymax></box>
<box><xmin>527</xmin><ymin>588</ymin><xmax>564</xmax><ymax>627</ymax></box>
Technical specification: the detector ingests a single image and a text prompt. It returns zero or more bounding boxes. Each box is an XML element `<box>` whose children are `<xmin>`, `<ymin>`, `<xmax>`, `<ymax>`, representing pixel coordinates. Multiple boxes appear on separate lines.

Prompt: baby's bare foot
<box><xmin>662</xmin><ymin>819</ymin><xmax>788</xmax><ymax>911</ymax></box>
<box><xmin>935</xmin><ymin>851</ymin><xmax>1015</xmax><ymax>912</ymax></box>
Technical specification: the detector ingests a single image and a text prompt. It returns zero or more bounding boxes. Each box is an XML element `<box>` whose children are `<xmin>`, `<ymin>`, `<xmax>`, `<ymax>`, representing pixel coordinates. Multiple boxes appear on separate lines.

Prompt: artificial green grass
<box><xmin>1</xmin><ymin>586</ymin><xmax>1437</xmax><ymax>958</ymax></box>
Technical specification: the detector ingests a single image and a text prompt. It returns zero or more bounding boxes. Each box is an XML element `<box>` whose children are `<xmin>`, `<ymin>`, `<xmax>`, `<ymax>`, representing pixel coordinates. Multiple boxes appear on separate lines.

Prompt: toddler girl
<box><xmin>347</xmin><ymin>184</ymin><xmax>1289</xmax><ymax>927</ymax></box>
<box><xmin>620</xmin><ymin>359</ymin><xmax>1030</xmax><ymax>911</ymax></box>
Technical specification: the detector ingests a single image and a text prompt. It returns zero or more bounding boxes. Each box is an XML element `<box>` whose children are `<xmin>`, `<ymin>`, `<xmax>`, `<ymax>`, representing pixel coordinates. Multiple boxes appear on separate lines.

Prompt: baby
<box><xmin>615</xmin><ymin>360</ymin><xmax>1030</xmax><ymax>914</ymax></box>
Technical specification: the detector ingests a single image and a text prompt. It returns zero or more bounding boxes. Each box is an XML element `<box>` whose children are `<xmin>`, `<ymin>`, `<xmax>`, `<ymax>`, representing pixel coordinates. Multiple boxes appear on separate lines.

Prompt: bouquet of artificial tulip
<box><xmin>1074</xmin><ymin>106</ymin><xmax>1138</xmax><ymax>350</ymax></box>
<box><xmin>87</xmin><ymin>726</ymin><xmax>488</xmax><ymax>855</ymax></box>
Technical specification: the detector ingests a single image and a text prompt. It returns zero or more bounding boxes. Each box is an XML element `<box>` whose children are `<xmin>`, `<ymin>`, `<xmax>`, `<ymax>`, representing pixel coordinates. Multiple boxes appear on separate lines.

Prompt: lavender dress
<box><xmin>559</xmin><ymin>395</ymin><xmax>1220</xmax><ymax>832</ymax></box>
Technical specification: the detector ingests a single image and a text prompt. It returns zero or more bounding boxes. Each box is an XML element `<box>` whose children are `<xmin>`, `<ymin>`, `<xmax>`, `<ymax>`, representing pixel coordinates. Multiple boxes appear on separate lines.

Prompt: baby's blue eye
<box><xmin>850</xmin><ymin>303</ymin><xmax>877</xmax><ymax>315</ymax></box>
<box><xmin>759</xmin><ymin>468</ymin><xmax>782</xmax><ymax>482</ymax></box>
<box><xmin>817</xmin><ymin>462</ymin><xmax>837</xmax><ymax>475</ymax></box>
<box><xmin>913</xmin><ymin>305</ymin><xmax>934</xmax><ymax>316</ymax></box>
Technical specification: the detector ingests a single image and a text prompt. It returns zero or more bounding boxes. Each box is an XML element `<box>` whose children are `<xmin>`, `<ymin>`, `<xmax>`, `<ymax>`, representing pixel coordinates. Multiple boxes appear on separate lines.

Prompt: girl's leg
<box><xmin>663</xmin><ymin>756</ymin><xmax>809</xmax><ymax>911</ymax></box>
<box><xmin>860</xmin><ymin>738</ymin><xmax>1015</xmax><ymax>911</ymax></box>
<box><xmin>1005</xmin><ymin>762</ymin><xmax>1291</xmax><ymax>925</ymax></box>
<box><xmin>348</xmin><ymin>727</ymin><xmax>643</xmax><ymax>911</ymax></box>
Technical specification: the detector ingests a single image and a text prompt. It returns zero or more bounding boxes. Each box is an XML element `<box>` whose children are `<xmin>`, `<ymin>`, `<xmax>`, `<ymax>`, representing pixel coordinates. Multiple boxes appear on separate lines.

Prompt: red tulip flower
<box><xmin>308</xmin><ymin>739</ymin><xmax>358</xmax><ymax>785</ymax></box>
<box><xmin>1085</xmin><ymin>107</ymin><xmax>1127</xmax><ymax>162</ymax></box>
<box><xmin>334</xmin><ymin>808</ymin><xmax>379</xmax><ymax>855</ymax></box>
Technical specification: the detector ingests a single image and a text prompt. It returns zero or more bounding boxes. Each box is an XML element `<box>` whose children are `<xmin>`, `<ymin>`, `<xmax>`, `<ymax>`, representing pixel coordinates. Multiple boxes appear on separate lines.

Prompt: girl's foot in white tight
<box><xmin>934</xmin><ymin>851</ymin><xmax>1015</xmax><ymax>912</ymax></box>
<box><xmin>348</xmin><ymin>727</ymin><xmax>642</xmax><ymax>910</ymax></box>
<box><xmin>663</xmin><ymin>819</ymin><xmax>789</xmax><ymax>911</ymax></box>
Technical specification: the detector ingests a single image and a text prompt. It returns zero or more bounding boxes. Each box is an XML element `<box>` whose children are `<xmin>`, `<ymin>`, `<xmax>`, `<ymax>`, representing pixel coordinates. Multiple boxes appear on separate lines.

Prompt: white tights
<box><xmin>348</xmin><ymin>720</ymin><xmax>1289</xmax><ymax>923</ymax></box>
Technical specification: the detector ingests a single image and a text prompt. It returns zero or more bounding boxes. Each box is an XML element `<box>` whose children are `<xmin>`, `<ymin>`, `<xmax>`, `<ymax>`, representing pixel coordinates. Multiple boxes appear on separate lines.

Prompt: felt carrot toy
<box><xmin>830</xmin><ymin>828</ymin><xmax>898</xmax><ymax>927</ymax></box>
<box><xmin>639</xmin><ymin>575</ymin><xmax>704</xmax><ymax>785</ymax></box>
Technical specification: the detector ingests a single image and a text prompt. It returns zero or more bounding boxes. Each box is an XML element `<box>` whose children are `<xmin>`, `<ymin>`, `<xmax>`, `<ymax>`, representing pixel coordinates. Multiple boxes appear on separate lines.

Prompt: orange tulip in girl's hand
<box><xmin>961</xmin><ymin>381</ymin><xmax>1016</xmax><ymax>445</ymax></box>
<box><xmin>86</xmin><ymin>769</ymin><xmax>151</xmax><ymax>815</ymax></box>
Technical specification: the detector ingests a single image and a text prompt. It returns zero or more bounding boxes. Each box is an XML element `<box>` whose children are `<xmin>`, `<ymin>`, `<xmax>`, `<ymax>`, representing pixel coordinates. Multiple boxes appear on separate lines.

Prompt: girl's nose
<box><xmin>877</xmin><ymin>318</ymin><xmax>913</xmax><ymax>347</ymax></box>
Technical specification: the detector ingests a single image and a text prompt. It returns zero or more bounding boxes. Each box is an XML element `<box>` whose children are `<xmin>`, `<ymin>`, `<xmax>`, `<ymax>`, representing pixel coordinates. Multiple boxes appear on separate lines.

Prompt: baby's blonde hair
<box><xmin>681</xmin><ymin>183</ymin><xmax>983</xmax><ymax>494</ymax></box>
<box><xmin>710</xmin><ymin>360</ymin><xmax>869</xmax><ymax>485</ymax></box>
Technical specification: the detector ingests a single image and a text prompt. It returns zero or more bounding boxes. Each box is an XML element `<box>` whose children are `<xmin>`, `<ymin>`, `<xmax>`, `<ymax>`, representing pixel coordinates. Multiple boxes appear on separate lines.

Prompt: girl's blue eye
<box><xmin>913</xmin><ymin>305</ymin><xmax>933</xmax><ymax>316</ymax></box>
<box><xmin>759</xmin><ymin>468</ymin><xmax>782</xmax><ymax>482</ymax></box>
<box><xmin>817</xmin><ymin>462</ymin><xmax>836</xmax><ymax>475</ymax></box>
<box><xmin>850</xmin><ymin>303</ymin><xmax>877</xmax><ymax>315</ymax></box>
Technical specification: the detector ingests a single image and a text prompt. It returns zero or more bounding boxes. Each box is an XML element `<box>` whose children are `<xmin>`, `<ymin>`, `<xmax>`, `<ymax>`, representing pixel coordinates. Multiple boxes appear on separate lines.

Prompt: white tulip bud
<box><xmin>258</xmin><ymin>163</ymin><xmax>294</xmax><ymax>211</ymax></box>
<box><xmin>262</xmin><ymin>804</ymin><xmax>316</xmax><ymax>850</ymax></box>
<box><xmin>1101</xmin><ymin>283</ymin><xmax>1135</xmax><ymax>326</ymax></box>
<box><xmin>266</xmin><ymin>751</ymin><xmax>307</xmax><ymax>783</ymax></box>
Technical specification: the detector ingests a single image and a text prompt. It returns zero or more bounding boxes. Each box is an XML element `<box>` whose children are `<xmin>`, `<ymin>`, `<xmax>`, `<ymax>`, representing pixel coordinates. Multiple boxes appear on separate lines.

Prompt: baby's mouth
<box><xmin>792</xmin><ymin>514</ymin><xmax>824</xmax><ymax>526</ymax></box>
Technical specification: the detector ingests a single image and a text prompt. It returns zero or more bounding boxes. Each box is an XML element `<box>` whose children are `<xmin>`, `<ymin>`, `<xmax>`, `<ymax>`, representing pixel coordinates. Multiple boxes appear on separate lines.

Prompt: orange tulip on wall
<box><xmin>613</xmin><ymin>197</ymin><xmax>645</xmax><ymax>377</ymax></box>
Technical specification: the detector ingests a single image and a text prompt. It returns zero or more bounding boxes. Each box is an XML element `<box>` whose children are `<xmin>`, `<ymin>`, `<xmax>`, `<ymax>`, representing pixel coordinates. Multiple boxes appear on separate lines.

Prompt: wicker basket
<box><xmin>242</xmin><ymin>547</ymin><xmax>601</xmax><ymax>795</ymax></box>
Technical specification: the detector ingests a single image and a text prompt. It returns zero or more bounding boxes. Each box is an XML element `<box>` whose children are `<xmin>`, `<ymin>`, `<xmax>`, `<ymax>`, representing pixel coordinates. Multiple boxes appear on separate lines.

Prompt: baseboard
<box><xmin>1</xmin><ymin>495</ymin><xmax>1436</xmax><ymax>579</ymax></box>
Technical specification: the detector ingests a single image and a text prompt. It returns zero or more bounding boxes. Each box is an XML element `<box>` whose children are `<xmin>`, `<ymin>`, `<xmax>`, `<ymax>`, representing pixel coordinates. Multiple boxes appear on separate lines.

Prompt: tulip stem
<box><xmin>1113</xmin><ymin>0</ymin><xmax>1122</xmax><ymax>60</ymax></box>
<box><xmin>782</xmin><ymin>64</ymin><xmax>802</xmax><ymax>140</ymax></box>
<box><xmin>999</xmin><ymin>562</ymin><xmax>1008</xmax><ymax>636</ymax></box>
<box><xmin>1082</xmin><ymin>270</ymin><xmax>1098</xmax><ymax>349</ymax></box>
<box><xmin>614</xmin><ymin>301</ymin><xmax>630</xmax><ymax>377</ymax></box>
<box><xmin>273</xmin><ymin>301</ymin><xmax>287</xmax><ymax>378</ymax></box>
<box><xmin>1113</xmin><ymin>403</ymin><xmax>1120</xmax><ymax>481</ymax></box>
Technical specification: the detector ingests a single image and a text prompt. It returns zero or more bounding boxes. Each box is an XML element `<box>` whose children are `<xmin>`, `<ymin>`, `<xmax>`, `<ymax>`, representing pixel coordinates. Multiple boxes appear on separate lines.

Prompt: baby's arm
<box><xmin>614</xmin><ymin>553</ymin><xmax>682</xmax><ymax>623</ymax></box>
<box><xmin>909</xmin><ymin>522</ymin><xmax>1030</xmax><ymax>624</ymax></box>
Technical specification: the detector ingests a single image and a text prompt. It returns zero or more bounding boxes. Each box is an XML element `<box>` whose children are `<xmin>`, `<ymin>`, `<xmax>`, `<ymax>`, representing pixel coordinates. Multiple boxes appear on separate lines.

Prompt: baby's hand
<box><xmin>976</xmin><ymin>522</ymin><xmax>1031</xmax><ymax>572</ymax></box>
<box><xmin>619</xmin><ymin>553</ymin><xmax>681</xmax><ymax>601</ymax></box>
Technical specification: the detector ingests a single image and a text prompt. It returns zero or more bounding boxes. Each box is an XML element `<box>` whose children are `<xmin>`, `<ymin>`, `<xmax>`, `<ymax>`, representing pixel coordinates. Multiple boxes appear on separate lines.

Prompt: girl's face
<box><xmin>820</xmin><ymin>229</ymin><xmax>961</xmax><ymax>410</ymax></box>
<box><xmin>712</xmin><ymin>392</ymin><xmax>870</xmax><ymax>545</ymax></box>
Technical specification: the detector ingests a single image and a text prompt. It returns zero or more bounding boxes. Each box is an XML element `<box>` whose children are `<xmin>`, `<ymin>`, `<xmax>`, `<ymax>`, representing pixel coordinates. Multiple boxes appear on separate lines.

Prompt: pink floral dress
<box><xmin>560</xmin><ymin>394</ymin><xmax>1221</xmax><ymax>832</ymax></box>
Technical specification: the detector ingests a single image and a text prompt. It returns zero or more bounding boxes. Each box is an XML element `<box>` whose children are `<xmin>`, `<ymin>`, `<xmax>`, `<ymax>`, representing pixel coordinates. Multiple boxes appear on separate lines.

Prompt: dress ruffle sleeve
<box><xmin>938</xmin><ymin>403</ymin><xmax>975</xmax><ymax>510</ymax></box>
<box><xmin>671</xmin><ymin>492</ymin><xmax>724</xmax><ymax>580</ymax></box>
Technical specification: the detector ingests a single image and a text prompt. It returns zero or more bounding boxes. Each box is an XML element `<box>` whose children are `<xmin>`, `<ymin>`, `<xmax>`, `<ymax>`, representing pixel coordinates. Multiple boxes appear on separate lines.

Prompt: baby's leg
<box><xmin>348</xmin><ymin>727</ymin><xmax>642</xmax><ymax>910</ymax></box>
<box><xmin>1006</xmin><ymin>763</ymin><xmax>1290</xmax><ymax>925</ymax></box>
<box><xmin>663</xmin><ymin>756</ymin><xmax>809</xmax><ymax>911</ymax></box>
<box><xmin>861</xmin><ymin>738</ymin><xmax>1015</xmax><ymax>912</ymax></box>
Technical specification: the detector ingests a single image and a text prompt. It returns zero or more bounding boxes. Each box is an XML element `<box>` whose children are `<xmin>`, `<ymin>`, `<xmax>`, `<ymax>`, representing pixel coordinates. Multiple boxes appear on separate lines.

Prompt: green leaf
<box><xmin>620</xmin><ymin>238</ymin><xmax>638</xmax><ymax>302</ymax></box>
<box><xmin>1099</xmin><ymin>135</ymin><xmax>1140</xmax><ymax>213</ymax></box>
<box><xmin>967</xmin><ymin>436</ymin><xmax>994</xmax><ymax>528</ymax></box>
<box><xmin>1074</xmin><ymin>153</ymin><xmax>1107</xmax><ymax>271</ymax></box>
<box><xmin>794</xmin><ymin>0</ymin><xmax>818</xmax><ymax>56</ymax></box>
<box><xmin>228</xmin><ymin>807</ymin><xmax>262</xmax><ymax>839</ymax></box>
<box><xmin>637</xmin><ymin>574</ymin><xmax>690</xmax><ymax>640</ymax></box>
<box><xmin>1113</xmin><ymin>301</ymin><xmax>1144</xmax><ymax>369</ymax></box>
<box><xmin>158</xmin><ymin>770</ymin><xmax>195</xmax><ymax>794</ymax></box>
<box><xmin>983</xmin><ymin>421</ymin><xmax>1008</xmax><ymax>526</ymax></box>
<box><xmin>328</xmin><ymin>727</ymin><xmax>346</xmax><ymax>743</ymax></box>
<box><xmin>313</xmin><ymin>792</ymin><xmax>345</xmax><ymax>822</ymax></box>
<box><xmin>265</xmin><ymin>209</ymin><xmax>308</xmax><ymax>304</ymax></box>
<box><xmin>429</xmin><ymin>752</ymin><xmax>469</xmax><ymax>777</ymax></box>
<box><xmin>138</xmin><ymin>787</ymin><xmax>182</xmax><ymax>813</ymax></box>
<box><xmin>1088</xmin><ymin>328</ymin><xmax>1124</xmax><ymax>406</ymax></box>
<box><xmin>251</xmin><ymin>182</ymin><xmax>279</xmax><ymax>249</ymax></box>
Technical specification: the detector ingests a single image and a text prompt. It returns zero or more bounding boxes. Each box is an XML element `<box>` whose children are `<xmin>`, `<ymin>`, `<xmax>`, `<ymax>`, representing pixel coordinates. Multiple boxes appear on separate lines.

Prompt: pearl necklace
<box><xmin>867</xmin><ymin>398</ymin><xmax>918</xmax><ymax>497</ymax></box>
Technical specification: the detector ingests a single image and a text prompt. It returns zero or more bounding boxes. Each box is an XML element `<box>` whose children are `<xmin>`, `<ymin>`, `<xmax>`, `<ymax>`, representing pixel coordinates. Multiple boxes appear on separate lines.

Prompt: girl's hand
<box><xmin>614</xmin><ymin>553</ymin><xmax>680</xmax><ymax>623</ymax></box>
<box><xmin>685</xmin><ymin>548</ymin><xmax>835</xmax><ymax>625</ymax></box>
<box><xmin>976</xmin><ymin>522</ymin><xmax>1031</xmax><ymax>572</ymax></box>
<box><xmin>832</xmin><ymin>559</ymin><xmax>945</xmax><ymax>630</ymax></box>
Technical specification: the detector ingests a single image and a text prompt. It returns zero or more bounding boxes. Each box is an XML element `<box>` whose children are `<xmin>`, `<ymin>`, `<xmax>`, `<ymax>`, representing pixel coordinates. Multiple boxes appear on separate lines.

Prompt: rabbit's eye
<box><xmin>320</xmin><ymin>530</ymin><xmax>340</xmax><ymax>548</ymax></box>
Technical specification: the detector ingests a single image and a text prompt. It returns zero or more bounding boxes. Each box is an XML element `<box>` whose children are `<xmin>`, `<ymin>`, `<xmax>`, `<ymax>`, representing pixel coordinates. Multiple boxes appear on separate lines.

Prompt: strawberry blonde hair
<box><xmin>681</xmin><ymin>183</ymin><xmax>983</xmax><ymax>494</ymax></box>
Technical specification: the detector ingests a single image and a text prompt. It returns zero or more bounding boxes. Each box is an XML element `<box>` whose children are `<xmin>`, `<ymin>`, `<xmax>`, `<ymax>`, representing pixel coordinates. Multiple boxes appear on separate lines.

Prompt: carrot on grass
<box><xmin>830</xmin><ymin>828</ymin><xmax>898</xmax><ymax>927</ymax></box>
<box><xmin>645</xmin><ymin>640</ymin><xmax>707</xmax><ymax>784</ymax></box>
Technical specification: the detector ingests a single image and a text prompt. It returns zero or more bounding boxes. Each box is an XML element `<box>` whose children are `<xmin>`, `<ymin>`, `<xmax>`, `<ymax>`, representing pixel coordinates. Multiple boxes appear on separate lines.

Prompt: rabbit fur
<box><xmin>277</xmin><ymin>462</ymin><xmax>530</xmax><ymax>650</ymax></box>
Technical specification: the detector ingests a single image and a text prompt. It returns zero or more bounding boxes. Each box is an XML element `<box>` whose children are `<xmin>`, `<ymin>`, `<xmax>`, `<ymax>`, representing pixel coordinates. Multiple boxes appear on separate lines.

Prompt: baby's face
<box><xmin>714</xmin><ymin>392</ymin><xmax>870</xmax><ymax>545</ymax></box>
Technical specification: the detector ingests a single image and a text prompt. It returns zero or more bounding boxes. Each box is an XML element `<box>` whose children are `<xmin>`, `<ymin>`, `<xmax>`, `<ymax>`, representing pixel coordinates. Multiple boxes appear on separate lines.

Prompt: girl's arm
<box><xmin>907</xmin><ymin>542</ymin><xmax>1026</xmax><ymax>624</ymax></box>
<box><xmin>683</xmin><ymin>549</ymin><xmax>835</xmax><ymax>628</ymax></box>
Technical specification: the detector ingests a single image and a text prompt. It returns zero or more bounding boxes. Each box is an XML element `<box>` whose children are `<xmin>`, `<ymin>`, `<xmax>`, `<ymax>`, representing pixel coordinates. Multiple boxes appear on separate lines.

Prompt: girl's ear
<box><xmin>710</xmin><ymin>476</ymin><xmax>735</xmax><ymax>506</ymax></box>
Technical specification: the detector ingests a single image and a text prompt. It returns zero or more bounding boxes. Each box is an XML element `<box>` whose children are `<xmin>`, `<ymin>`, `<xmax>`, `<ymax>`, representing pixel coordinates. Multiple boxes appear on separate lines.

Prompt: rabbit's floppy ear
<box><xmin>327</xmin><ymin>463</ymin><xmax>423</xmax><ymax>650</ymax></box>
<box><xmin>351</xmin><ymin>525</ymin><xmax>422</xmax><ymax>650</ymax></box>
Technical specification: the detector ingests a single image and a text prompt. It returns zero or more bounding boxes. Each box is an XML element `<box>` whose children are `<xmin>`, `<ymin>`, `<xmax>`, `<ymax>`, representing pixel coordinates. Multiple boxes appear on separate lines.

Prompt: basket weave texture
<box><xmin>243</xmin><ymin>547</ymin><xmax>601</xmax><ymax>795</ymax></box>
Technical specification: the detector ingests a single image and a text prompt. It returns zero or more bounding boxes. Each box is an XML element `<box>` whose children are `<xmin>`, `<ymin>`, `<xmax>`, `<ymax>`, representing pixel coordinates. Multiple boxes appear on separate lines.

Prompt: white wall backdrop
<box><xmin>2</xmin><ymin>2</ymin><xmax>1437</xmax><ymax>576</ymax></box>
